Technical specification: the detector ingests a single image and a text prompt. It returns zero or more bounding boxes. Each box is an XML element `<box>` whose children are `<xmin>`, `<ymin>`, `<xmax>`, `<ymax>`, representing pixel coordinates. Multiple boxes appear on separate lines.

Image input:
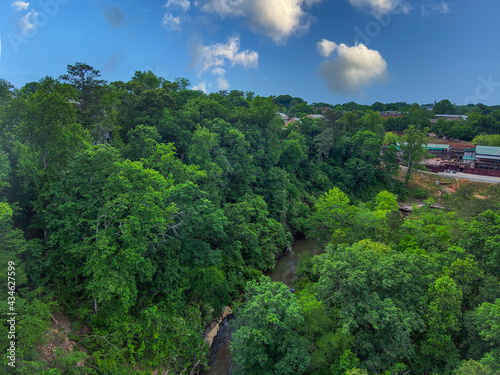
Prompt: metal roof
<box><xmin>476</xmin><ymin>145</ymin><xmax>500</xmax><ymax>157</ymax></box>
<box><xmin>425</xmin><ymin>143</ymin><xmax>450</xmax><ymax>150</ymax></box>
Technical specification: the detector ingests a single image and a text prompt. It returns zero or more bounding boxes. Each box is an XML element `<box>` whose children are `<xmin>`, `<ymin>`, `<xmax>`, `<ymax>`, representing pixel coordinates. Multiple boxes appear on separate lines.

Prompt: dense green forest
<box><xmin>1</xmin><ymin>63</ymin><xmax>500</xmax><ymax>374</ymax></box>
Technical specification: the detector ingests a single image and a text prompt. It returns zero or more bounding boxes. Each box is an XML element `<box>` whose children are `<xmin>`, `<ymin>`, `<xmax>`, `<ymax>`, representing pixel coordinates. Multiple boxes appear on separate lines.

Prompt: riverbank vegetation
<box><xmin>1</xmin><ymin>65</ymin><xmax>499</xmax><ymax>374</ymax></box>
<box><xmin>232</xmin><ymin>184</ymin><xmax>500</xmax><ymax>375</ymax></box>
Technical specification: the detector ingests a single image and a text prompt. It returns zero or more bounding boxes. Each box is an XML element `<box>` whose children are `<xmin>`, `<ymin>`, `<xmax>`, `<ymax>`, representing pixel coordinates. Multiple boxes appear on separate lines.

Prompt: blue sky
<box><xmin>1</xmin><ymin>0</ymin><xmax>500</xmax><ymax>106</ymax></box>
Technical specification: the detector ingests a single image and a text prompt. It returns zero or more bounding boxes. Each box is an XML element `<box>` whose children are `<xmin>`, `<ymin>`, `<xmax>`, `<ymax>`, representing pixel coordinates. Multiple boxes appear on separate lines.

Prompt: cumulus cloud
<box><xmin>318</xmin><ymin>42</ymin><xmax>388</xmax><ymax>95</ymax></box>
<box><xmin>19</xmin><ymin>10</ymin><xmax>37</xmax><ymax>36</ymax></box>
<box><xmin>199</xmin><ymin>0</ymin><xmax>322</xmax><ymax>44</ymax></box>
<box><xmin>11</xmin><ymin>1</ymin><xmax>29</xmax><ymax>11</ymax></box>
<box><xmin>421</xmin><ymin>2</ymin><xmax>450</xmax><ymax>16</ymax></box>
<box><xmin>193</xmin><ymin>82</ymin><xmax>208</xmax><ymax>93</ymax></box>
<box><xmin>103</xmin><ymin>5</ymin><xmax>125</xmax><ymax>28</ymax></box>
<box><xmin>347</xmin><ymin>0</ymin><xmax>411</xmax><ymax>17</ymax></box>
<box><xmin>164</xmin><ymin>0</ymin><xmax>191</xmax><ymax>12</ymax></box>
<box><xmin>161</xmin><ymin>0</ymin><xmax>190</xmax><ymax>30</ymax></box>
<box><xmin>216</xmin><ymin>76</ymin><xmax>230</xmax><ymax>90</ymax></box>
<box><xmin>317</xmin><ymin>39</ymin><xmax>338</xmax><ymax>58</ymax></box>
<box><xmin>191</xmin><ymin>35</ymin><xmax>258</xmax><ymax>75</ymax></box>
<box><xmin>190</xmin><ymin>35</ymin><xmax>257</xmax><ymax>93</ymax></box>
<box><xmin>161</xmin><ymin>13</ymin><xmax>182</xmax><ymax>30</ymax></box>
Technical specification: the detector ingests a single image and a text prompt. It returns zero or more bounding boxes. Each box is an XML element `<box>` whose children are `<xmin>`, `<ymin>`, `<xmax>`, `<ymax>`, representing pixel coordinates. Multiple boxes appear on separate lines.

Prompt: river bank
<box><xmin>201</xmin><ymin>237</ymin><xmax>320</xmax><ymax>375</ymax></box>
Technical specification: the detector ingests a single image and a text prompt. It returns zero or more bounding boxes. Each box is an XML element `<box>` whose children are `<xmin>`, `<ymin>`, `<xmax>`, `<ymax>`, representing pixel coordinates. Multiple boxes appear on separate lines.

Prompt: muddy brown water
<box><xmin>201</xmin><ymin>238</ymin><xmax>319</xmax><ymax>375</ymax></box>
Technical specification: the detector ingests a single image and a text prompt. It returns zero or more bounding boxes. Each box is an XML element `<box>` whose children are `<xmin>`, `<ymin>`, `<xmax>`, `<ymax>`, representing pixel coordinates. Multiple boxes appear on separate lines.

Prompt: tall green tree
<box><xmin>307</xmin><ymin>187</ymin><xmax>356</xmax><ymax>243</ymax></box>
<box><xmin>417</xmin><ymin>276</ymin><xmax>462</xmax><ymax>374</ymax></box>
<box><xmin>433</xmin><ymin>99</ymin><xmax>456</xmax><ymax>114</ymax></box>
<box><xmin>231</xmin><ymin>276</ymin><xmax>311</xmax><ymax>375</ymax></box>
<box><xmin>0</xmin><ymin>202</ymin><xmax>27</xmax><ymax>296</ymax></box>
<box><xmin>472</xmin><ymin>134</ymin><xmax>500</xmax><ymax>147</ymax></box>
<box><xmin>0</xmin><ymin>79</ymin><xmax>15</xmax><ymax>102</ymax></box>
<box><xmin>224</xmin><ymin>194</ymin><xmax>290</xmax><ymax>271</ymax></box>
<box><xmin>18</xmin><ymin>76</ymin><xmax>89</xmax><ymax>170</ymax></box>
<box><xmin>400</xmin><ymin>125</ymin><xmax>429</xmax><ymax>187</ymax></box>
<box><xmin>314</xmin><ymin>240</ymin><xmax>429</xmax><ymax>373</ymax></box>
<box><xmin>59</xmin><ymin>62</ymin><xmax>111</xmax><ymax>140</ymax></box>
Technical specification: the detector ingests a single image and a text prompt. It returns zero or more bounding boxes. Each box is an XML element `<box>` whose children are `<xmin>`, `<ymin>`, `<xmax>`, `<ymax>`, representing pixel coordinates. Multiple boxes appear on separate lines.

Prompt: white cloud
<box><xmin>211</xmin><ymin>67</ymin><xmax>230</xmax><ymax>90</ymax></box>
<box><xmin>161</xmin><ymin>13</ymin><xmax>182</xmax><ymax>30</ymax></box>
<box><xmin>19</xmin><ymin>10</ymin><xmax>37</xmax><ymax>36</ymax></box>
<box><xmin>347</xmin><ymin>0</ymin><xmax>411</xmax><ymax>17</ymax></box>
<box><xmin>198</xmin><ymin>0</ymin><xmax>246</xmax><ymax>17</ymax></box>
<box><xmin>212</xmin><ymin>67</ymin><xmax>226</xmax><ymax>76</ymax></box>
<box><xmin>421</xmin><ymin>2</ymin><xmax>450</xmax><ymax>16</ymax></box>
<box><xmin>192</xmin><ymin>35</ymin><xmax>258</xmax><ymax>75</ymax></box>
<box><xmin>190</xmin><ymin>36</ymin><xmax>257</xmax><ymax>93</ymax></box>
<box><xmin>164</xmin><ymin>0</ymin><xmax>190</xmax><ymax>12</ymax></box>
<box><xmin>199</xmin><ymin>0</ymin><xmax>322</xmax><ymax>44</ymax></box>
<box><xmin>11</xmin><ymin>1</ymin><xmax>29</xmax><ymax>11</ymax></box>
<box><xmin>216</xmin><ymin>76</ymin><xmax>230</xmax><ymax>90</ymax></box>
<box><xmin>193</xmin><ymin>82</ymin><xmax>208</xmax><ymax>93</ymax></box>
<box><xmin>318</xmin><ymin>42</ymin><xmax>388</xmax><ymax>95</ymax></box>
<box><xmin>161</xmin><ymin>1</ymin><xmax>189</xmax><ymax>31</ymax></box>
<box><xmin>317</xmin><ymin>39</ymin><xmax>338</xmax><ymax>58</ymax></box>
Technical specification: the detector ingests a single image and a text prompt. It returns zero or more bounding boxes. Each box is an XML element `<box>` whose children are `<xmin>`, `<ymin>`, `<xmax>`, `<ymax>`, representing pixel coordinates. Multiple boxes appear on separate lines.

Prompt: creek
<box><xmin>201</xmin><ymin>237</ymin><xmax>319</xmax><ymax>375</ymax></box>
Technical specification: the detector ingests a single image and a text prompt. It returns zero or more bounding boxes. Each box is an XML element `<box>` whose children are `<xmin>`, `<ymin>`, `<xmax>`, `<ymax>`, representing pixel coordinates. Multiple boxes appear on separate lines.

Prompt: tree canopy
<box><xmin>1</xmin><ymin>66</ymin><xmax>500</xmax><ymax>374</ymax></box>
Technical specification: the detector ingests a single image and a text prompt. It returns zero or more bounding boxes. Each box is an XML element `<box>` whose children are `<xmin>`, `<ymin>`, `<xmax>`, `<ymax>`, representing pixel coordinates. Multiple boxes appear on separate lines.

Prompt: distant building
<box><xmin>435</xmin><ymin>114</ymin><xmax>468</xmax><ymax>121</ymax></box>
<box><xmin>285</xmin><ymin>117</ymin><xmax>301</xmax><ymax>127</ymax></box>
<box><xmin>474</xmin><ymin>145</ymin><xmax>500</xmax><ymax>172</ymax></box>
<box><xmin>425</xmin><ymin>143</ymin><xmax>449</xmax><ymax>156</ymax></box>
<box><xmin>379</xmin><ymin>111</ymin><xmax>403</xmax><ymax>120</ymax></box>
<box><xmin>382</xmin><ymin>142</ymin><xmax>500</xmax><ymax>177</ymax></box>
<box><xmin>463</xmin><ymin>148</ymin><xmax>475</xmax><ymax>165</ymax></box>
<box><xmin>306</xmin><ymin>114</ymin><xmax>325</xmax><ymax>120</ymax></box>
<box><xmin>285</xmin><ymin>114</ymin><xmax>325</xmax><ymax>127</ymax></box>
<box><xmin>278</xmin><ymin>112</ymin><xmax>289</xmax><ymax>122</ymax></box>
<box><xmin>312</xmin><ymin>107</ymin><xmax>331</xmax><ymax>113</ymax></box>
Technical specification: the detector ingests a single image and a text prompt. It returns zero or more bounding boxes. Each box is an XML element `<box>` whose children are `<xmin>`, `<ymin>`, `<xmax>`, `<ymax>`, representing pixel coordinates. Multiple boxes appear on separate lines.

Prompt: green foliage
<box><xmin>231</xmin><ymin>277</ymin><xmax>311</xmax><ymax>375</ymax></box>
<box><xmin>0</xmin><ymin>79</ymin><xmax>15</xmax><ymax>102</ymax></box>
<box><xmin>433</xmin><ymin>99</ymin><xmax>456</xmax><ymax>115</ymax></box>
<box><xmin>0</xmin><ymin>297</ymin><xmax>53</xmax><ymax>370</ymax></box>
<box><xmin>224</xmin><ymin>194</ymin><xmax>291</xmax><ymax>271</ymax></box>
<box><xmin>307</xmin><ymin>187</ymin><xmax>355</xmax><ymax>242</ymax></box>
<box><xmin>0</xmin><ymin>151</ymin><xmax>11</xmax><ymax>192</ymax></box>
<box><xmin>383</xmin><ymin>132</ymin><xmax>399</xmax><ymax>145</ymax></box>
<box><xmin>125</xmin><ymin>124</ymin><xmax>161</xmax><ymax>161</ymax></box>
<box><xmin>418</xmin><ymin>276</ymin><xmax>462</xmax><ymax>374</ymax></box>
<box><xmin>472</xmin><ymin>134</ymin><xmax>500</xmax><ymax>147</ymax></box>
<box><xmin>472</xmin><ymin>299</ymin><xmax>500</xmax><ymax>349</ymax></box>
<box><xmin>460</xmin><ymin>210</ymin><xmax>500</xmax><ymax>278</ymax></box>
<box><xmin>0</xmin><ymin>202</ymin><xmax>27</xmax><ymax>295</ymax></box>
<box><xmin>308</xmin><ymin>188</ymin><xmax>400</xmax><ymax>246</ymax></box>
<box><xmin>454</xmin><ymin>359</ymin><xmax>496</xmax><ymax>375</ymax></box>
<box><xmin>313</xmin><ymin>241</ymin><xmax>429</xmax><ymax>373</ymax></box>
<box><xmin>4</xmin><ymin>67</ymin><xmax>500</xmax><ymax>374</ymax></box>
<box><xmin>400</xmin><ymin>124</ymin><xmax>430</xmax><ymax>186</ymax></box>
<box><xmin>18</xmin><ymin>76</ymin><xmax>90</xmax><ymax>170</ymax></box>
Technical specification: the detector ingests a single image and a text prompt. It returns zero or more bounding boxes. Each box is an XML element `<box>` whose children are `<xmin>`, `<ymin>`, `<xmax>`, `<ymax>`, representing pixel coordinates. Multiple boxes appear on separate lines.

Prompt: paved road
<box><xmin>401</xmin><ymin>166</ymin><xmax>500</xmax><ymax>184</ymax></box>
<box><xmin>433</xmin><ymin>171</ymin><xmax>500</xmax><ymax>184</ymax></box>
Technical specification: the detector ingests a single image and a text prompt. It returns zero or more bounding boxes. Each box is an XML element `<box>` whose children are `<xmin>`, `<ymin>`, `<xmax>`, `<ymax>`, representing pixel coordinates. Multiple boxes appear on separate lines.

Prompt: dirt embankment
<box><xmin>203</xmin><ymin>306</ymin><xmax>232</xmax><ymax>347</ymax></box>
